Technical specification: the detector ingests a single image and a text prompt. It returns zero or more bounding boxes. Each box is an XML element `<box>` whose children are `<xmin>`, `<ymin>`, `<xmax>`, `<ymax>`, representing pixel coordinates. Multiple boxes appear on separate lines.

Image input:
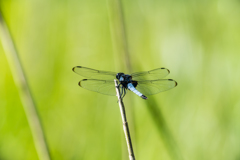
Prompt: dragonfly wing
<box><xmin>73</xmin><ymin>66</ymin><xmax>117</xmax><ymax>80</ymax></box>
<box><xmin>135</xmin><ymin>79</ymin><xmax>177</xmax><ymax>96</ymax></box>
<box><xmin>79</xmin><ymin>79</ymin><xmax>116</xmax><ymax>96</ymax></box>
<box><xmin>131</xmin><ymin>68</ymin><xmax>170</xmax><ymax>80</ymax></box>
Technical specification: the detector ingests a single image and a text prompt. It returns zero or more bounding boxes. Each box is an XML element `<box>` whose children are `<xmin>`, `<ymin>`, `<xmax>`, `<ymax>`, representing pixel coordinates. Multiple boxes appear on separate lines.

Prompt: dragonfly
<box><xmin>72</xmin><ymin>66</ymin><xmax>177</xmax><ymax>100</ymax></box>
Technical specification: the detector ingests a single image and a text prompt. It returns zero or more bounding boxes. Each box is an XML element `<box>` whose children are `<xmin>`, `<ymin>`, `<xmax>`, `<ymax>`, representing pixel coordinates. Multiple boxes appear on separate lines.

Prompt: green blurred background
<box><xmin>1</xmin><ymin>0</ymin><xmax>240</xmax><ymax>160</ymax></box>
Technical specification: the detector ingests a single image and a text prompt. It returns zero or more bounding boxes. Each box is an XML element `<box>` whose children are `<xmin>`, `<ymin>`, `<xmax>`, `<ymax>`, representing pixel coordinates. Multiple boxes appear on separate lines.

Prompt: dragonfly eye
<box><xmin>116</xmin><ymin>73</ymin><xmax>124</xmax><ymax>80</ymax></box>
<box><xmin>116</xmin><ymin>73</ymin><xmax>120</xmax><ymax>79</ymax></box>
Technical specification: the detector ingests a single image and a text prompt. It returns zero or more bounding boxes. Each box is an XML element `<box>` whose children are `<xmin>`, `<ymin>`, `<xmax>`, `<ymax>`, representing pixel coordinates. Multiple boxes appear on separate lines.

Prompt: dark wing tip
<box><xmin>167</xmin><ymin>69</ymin><xmax>170</xmax><ymax>73</ymax></box>
<box><xmin>72</xmin><ymin>66</ymin><xmax>82</xmax><ymax>69</ymax></box>
<box><xmin>73</xmin><ymin>66</ymin><xmax>84</xmax><ymax>73</ymax></box>
<box><xmin>78</xmin><ymin>79</ymin><xmax>87</xmax><ymax>87</ymax></box>
<box><xmin>161</xmin><ymin>67</ymin><xmax>170</xmax><ymax>73</ymax></box>
<box><xmin>168</xmin><ymin>79</ymin><xmax>178</xmax><ymax>86</ymax></box>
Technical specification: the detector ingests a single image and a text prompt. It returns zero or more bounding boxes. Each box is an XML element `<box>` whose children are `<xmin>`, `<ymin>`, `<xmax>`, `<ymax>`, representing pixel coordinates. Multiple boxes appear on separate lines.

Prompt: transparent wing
<box><xmin>73</xmin><ymin>66</ymin><xmax>117</xmax><ymax>80</ymax></box>
<box><xmin>79</xmin><ymin>79</ymin><xmax>116</xmax><ymax>96</ymax></box>
<box><xmin>131</xmin><ymin>68</ymin><xmax>170</xmax><ymax>80</ymax></box>
<box><xmin>135</xmin><ymin>79</ymin><xmax>177</xmax><ymax>96</ymax></box>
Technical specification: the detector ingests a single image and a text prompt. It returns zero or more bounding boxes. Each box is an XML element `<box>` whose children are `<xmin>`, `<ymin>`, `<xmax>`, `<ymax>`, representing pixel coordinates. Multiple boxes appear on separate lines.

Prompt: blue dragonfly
<box><xmin>72</xmin><ymin>66</ymin><xmax>177</xmax><ymax>99</ymax></box>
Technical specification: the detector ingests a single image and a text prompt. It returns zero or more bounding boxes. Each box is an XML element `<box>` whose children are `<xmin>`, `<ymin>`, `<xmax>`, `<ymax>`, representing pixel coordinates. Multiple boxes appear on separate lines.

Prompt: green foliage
<box><xmin>1</xmin><ymin>0</ymin><xmax>240</xmax><ymax>159</ymax></box>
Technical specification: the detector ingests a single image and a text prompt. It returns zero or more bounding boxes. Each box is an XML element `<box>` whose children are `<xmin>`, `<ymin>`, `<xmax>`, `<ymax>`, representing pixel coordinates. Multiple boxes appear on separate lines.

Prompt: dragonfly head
<box><xmin>116</xmin><ymin>73</ymin><xmax>125</xmax><ymax>81</ymax></box>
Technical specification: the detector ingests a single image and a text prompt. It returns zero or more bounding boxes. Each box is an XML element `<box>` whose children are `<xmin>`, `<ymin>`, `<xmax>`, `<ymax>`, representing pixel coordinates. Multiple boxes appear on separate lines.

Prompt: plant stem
<box><xmin>114</xmin><ymin>80</ymin><xmax>135</xmax><ymax>160</ymax></box>
<box><xmin>115</xmin><ymin>0</ymin><xmax>131</xmax><ymax>72</ymax></box>
<box><xmin>106</xmin><ymin>0</ymin><xmax>132</xmax><ymax>72</ymax></box>
<box><xmin>0</xmin><ymin>10</ymin><xmax>51</xmax><ymax>160</ymax></box>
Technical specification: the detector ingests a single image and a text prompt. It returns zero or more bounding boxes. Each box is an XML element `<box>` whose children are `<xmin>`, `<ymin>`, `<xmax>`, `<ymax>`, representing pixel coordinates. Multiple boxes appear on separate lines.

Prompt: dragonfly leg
<box><xmin>122</xmin><ymin>87</ymin><xmax>126</xmax><ymax>98</ymax></box>
<box><xmin>120</xmin><ymin>87</ymin><xmax>123</xmax><ymax>99</ymax></box>
<box><xmin>124</xmin><ymin>88</ymin><xmax>127</xmax><ymax>98</ymax></box>
<box><xmin>116</xmin><ymin>84</ymin><xmax>122</xmax><ymax>97</ymax></box>
<box><xmin>116</xmin><ymin>84</ymin><xmax>126</xmax><ymax>99</ymax></box>
<box><xmin>122</xmin><ymin>87</ymin><xmax>126</xmax><ymax>99</ymax></box>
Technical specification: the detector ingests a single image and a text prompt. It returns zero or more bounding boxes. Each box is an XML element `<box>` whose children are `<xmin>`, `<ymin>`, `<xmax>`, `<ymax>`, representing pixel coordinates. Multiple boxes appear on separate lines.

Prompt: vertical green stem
<box><xmin>0</xmin><ymin>10</ymin><xmax>51</xmax><ymax>160</ymax></box>
<box><xmin>106</xmin><ymin>0</ymin><xmax>132</xmax><ymax>72</ymax></box>
<box><xmin>115</xmin><ymin>0</ymin><xmax>131</xmax><ymax>72</ymax></box>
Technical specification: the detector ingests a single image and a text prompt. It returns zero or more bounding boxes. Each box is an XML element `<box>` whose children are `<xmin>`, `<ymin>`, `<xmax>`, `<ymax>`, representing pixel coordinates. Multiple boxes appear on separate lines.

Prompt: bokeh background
<box><xmin>1</xmin><ymin>0</ymin><xmax>240</xmax><ymax>160</ymax></box>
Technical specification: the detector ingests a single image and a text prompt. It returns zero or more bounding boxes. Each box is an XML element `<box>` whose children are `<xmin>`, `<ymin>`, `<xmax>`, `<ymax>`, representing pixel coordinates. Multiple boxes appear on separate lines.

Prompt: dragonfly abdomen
<box><xmin>127</xmin><ymin>83</ymin><xmax>147</xmax><ymax>100</ymax></box>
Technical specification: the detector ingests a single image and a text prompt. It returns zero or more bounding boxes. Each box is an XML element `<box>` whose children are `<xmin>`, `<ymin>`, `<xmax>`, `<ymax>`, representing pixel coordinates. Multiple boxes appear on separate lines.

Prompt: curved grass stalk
<box><xmin>0</xmin><ymin>10</ymin><xmax>51</xmax><ymax>160</ymax></box>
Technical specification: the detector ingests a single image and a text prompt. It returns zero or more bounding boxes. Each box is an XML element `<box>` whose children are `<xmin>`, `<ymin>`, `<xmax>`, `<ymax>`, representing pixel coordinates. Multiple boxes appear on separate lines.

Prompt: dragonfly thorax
<box><xmin>116</xmin><ymin>73</ymin><xmax>132</xmax><ymax>83</ymax></box>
